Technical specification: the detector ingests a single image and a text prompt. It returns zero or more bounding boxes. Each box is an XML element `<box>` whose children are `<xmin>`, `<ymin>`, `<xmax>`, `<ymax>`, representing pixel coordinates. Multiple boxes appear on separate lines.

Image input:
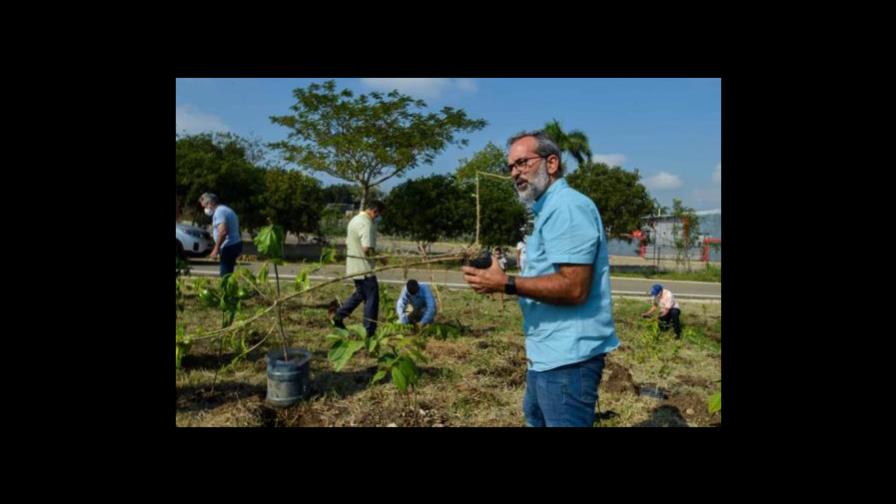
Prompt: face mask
<box><xmin>374</xmin><ymin>216</ymin><xmax>382</xmax><ymax>225</ymax></box>
<box><xmin>204</xmin><ymin>207</ymin><xmax>214</xmax><ymax>217</ymax></box>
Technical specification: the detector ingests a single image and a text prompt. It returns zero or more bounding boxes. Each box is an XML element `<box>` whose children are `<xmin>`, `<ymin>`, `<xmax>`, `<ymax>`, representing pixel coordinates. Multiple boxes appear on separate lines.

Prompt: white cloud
<box><xmin>359</xmin><ymin>78</ymin><xmax>477</xmax><ymax>99</ymax></box>
<box><xmin>592</xmin><ymin>153</ymin><xmax>626</xmax><ymax>167</ymax></box>
<box><xmin>644</xmin><ymin>171</ymin><xmax>683</xmax><ymax>191</ymax></box>
<box><xmin>175</xmin><ymin>104</ymin><xmax>229</xmax><ymax>134</ymax></box>
<box><xmin>712</xmin><ymin>162</ymin><xmax>721</xmax><ymax>184</ymax></box>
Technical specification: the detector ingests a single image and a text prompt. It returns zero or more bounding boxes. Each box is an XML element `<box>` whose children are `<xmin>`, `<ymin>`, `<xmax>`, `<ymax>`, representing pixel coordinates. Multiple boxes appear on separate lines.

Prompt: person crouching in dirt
<box><xmin>395</xmin><ymin>279</ymin><xmax>436</xmax><ymax>327</ymax></box>
<box><xmin>462</xmin><ymin>130</ymin><xmax>619</xmax><ymax>428</ymax></box>
<box><xmin>641</xmin><ymin>284</ymin><xmax>682</xmax><ymax>338</ymax></box>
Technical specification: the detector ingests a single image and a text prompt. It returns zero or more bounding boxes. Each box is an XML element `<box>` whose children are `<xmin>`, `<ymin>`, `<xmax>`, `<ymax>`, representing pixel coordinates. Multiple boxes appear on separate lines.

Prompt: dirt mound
<box><xmin>665</xmin><ymin>392</ymin><xmax>719</xmax><ymax>426</ymax></box>
<box><xmin>602</xmin><ymin>360</ymin><xmax>637</xmax><ymax>395</ymax></box>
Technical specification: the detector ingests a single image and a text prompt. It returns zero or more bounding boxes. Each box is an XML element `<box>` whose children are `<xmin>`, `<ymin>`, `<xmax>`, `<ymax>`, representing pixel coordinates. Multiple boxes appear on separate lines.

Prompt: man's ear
<box><xmin>546</xmin><ymin>155</ymin><xmax>561</xmax><ymax>177</ymax></box>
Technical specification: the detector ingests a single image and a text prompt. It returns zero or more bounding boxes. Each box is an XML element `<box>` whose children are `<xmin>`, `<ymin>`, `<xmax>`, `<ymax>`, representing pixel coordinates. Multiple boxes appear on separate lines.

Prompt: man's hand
<box><xmin>462</xmin><ymin>257</ymin><xmax>508</xmax><ymax>295</ymax></box>
<box><xmin>210</xmin><ymin>246</ymin><xmax>220</xmax><ymax>260</ymax></box>
<box><xmin>641</xmin><ymin>313</ymin><xmax>652</xmax><ymax>319</ymax></box>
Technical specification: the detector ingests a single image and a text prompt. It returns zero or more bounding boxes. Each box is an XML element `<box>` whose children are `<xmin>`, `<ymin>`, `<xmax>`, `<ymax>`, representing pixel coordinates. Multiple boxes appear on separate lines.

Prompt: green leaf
<box><xmin>391</xmin><ymin>366</ymin><xmax>408</xmax><ymax>392</ymax></box>
<box><xmin>347</xmin><ymin>324</ymin><xmax>367</xmax><ymax>339</ymax></box>
<box><xmin>398</xmin><ymin>356</ymin><xmax>418</xmax><ymax>387</ymax></box>
<box><xmin>329</xmin><ymin>339</ymin><xmax>366</xmax><ymax>371</ymax></box>
<box><xmin>325</xmin><ymin>332</ymin><xmax>344</xmax><ymax>343</ymax></box>
<box><xmin>328</xmin><ymin>340</ymin><xmax>347</xmax><ymax>364</ymax></box>
<box><xmin>254</xmin><ymin>225</ymin><xmax>285</xmax><ymax>259</ymax></box>
<box><xmin>371</xmin><ymin>368</ymin><xmax>388</xmax><ymax>384</ymax></box>
<box><xmin>708</xmin><ymin>391</ymin><xmax>722</xmax><ymax>414</ymax></box>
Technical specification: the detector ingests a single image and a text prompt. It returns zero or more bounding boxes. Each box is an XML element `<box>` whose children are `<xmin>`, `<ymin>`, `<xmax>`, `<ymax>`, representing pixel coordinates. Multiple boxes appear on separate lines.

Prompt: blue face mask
<box><xmin>374</xmin><ymin>216</ymin><xmax>382</xmax><ymax>225</ymax></box>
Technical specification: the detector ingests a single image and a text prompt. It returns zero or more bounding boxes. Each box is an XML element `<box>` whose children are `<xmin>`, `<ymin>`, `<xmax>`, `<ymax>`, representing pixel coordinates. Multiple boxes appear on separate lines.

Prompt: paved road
<box><xmin>185</xmin><ymin>259</ymin><xmax>720</xmax><ymax>300</ymax></box>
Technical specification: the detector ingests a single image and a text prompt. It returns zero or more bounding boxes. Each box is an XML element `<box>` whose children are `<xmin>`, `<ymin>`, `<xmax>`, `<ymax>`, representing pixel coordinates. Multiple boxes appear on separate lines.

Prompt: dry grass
<box><xmin>176</xmin><ymin>279</ymin><xmax>721</xmax><ymax>427</ymax></box>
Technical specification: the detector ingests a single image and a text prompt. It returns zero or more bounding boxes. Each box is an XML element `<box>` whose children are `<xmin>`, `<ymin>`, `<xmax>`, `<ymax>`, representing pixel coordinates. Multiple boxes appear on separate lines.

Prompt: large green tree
<box><xmin>566</xmin><ymin>161</ymin><xmax>655</xmax><ymax>240</ymax></box>
<box><xmin>269</xmin><ymin>80</ymin><xmax>487</xmax><ymax>210</ymax></box>
<box><xmin>380</xmin><ymin>175</ymin><xmax>472</xmax><ymax>249</ymax></box>
<box><xmin>175</xmin><ymin>132</ymin><xmax>265</xmax><ymax>230</ymax></box>
<box><xmin>259</xmin><ymin>168</ymin><xmax>325</xmax><ymax>238</ymax></box>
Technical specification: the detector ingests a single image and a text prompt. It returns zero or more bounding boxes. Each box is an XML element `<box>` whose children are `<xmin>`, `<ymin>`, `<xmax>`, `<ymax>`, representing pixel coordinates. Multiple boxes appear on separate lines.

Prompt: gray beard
<box><xmin>516</xmin><ymin>161</ymin><xmax>550</xmax><ymax>207</ymax></box>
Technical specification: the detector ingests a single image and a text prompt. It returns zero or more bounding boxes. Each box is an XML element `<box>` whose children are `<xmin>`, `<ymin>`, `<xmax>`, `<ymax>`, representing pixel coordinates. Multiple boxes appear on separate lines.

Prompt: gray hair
<box><xmin>199</xmin><ymin>192</ymin><xmax>219</xmax><ymax>206</ymax></box>
<box><xmin>506</xmin><ymin>130</ymin><xmax>563</xmax><ymax>176</ymax></box>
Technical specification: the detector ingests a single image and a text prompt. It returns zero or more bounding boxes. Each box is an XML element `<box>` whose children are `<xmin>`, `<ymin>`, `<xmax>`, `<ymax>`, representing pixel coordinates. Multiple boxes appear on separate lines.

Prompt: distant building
<box><xmin>637</xmin><ymin>211</ymin><xmax>721</xmax><ymax>261</ymax></box>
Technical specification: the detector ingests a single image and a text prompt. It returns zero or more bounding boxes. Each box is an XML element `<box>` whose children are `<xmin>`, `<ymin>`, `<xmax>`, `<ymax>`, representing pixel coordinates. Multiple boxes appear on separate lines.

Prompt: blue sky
<box><xmin>176</xmin><ymin>78</ymin><xmax>721</xmax><ymax>211</ymax></box>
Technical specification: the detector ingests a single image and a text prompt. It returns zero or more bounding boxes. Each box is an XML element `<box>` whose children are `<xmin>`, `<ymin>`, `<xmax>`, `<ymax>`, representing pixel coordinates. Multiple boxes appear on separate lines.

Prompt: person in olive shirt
<box><xmin>331</xmin><ymin>200</ymin><xmax>386</xmax><ymax>337</ymax></box>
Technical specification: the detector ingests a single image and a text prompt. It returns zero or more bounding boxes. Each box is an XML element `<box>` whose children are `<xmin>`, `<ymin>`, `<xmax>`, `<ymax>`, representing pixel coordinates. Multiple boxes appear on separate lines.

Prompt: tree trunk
<box><xmin>359</xmin><ymin>183</ymin><xmax>369</xmax><ymax>212</ymax></box>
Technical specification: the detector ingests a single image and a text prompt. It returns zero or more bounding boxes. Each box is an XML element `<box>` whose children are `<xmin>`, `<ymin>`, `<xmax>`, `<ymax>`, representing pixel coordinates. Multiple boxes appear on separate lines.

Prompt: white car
<box><xmin>176</xmin><ymin>223</ymin><xmax>215</xmax><ymax>258</ymax></box>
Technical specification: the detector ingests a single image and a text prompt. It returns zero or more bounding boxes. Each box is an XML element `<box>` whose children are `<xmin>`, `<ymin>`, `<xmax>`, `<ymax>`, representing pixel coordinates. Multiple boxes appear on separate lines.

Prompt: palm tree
<box><xmin>543</xmin><ymin>119</ymin><xmax>593</xmax><ymax>170</ymax></box>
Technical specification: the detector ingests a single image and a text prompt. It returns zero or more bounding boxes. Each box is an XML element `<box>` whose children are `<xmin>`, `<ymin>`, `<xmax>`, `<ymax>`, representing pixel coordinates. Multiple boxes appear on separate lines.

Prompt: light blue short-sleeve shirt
<box><xmin>212</xmin><ymin>205</ymin><xmax>241</xmax><ymax>248</ymax></box>
<box><xmin>518</xmin><ymin>178</ymin><xmax>619</xmax><ymax>371</ymax></box>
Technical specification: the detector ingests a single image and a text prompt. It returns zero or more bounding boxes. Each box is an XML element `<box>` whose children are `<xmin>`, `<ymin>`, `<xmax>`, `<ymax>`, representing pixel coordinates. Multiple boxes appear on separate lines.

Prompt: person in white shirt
<box><xmin>494</xmin><ymin>247</ymin><xmax>508</xmax><ymax>271</ymax></box>
<box><xmin>515</xmin><ymin>236</ymin><xmax>527</xmax><ymax>273</ymax></box>
<box><xmin>641</xmin><ymin>283</ymin><xmax>682</xmax><ymax>338</ymax></box>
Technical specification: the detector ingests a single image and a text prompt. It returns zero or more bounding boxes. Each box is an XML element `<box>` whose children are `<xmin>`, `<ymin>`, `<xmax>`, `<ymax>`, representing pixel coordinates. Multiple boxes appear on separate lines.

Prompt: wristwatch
<box><xmin>504</xmin><ymin>275</ymin><xmax>517</xmax><ymax>295</ymax></box>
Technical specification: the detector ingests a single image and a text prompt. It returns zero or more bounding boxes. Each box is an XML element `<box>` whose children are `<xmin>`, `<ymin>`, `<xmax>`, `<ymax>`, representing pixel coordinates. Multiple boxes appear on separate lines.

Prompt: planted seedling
<box><xmin>253</xmin><ymin>224</ymin><xmax>291</xmax><ymax>363</ymax></box>
<box><xmin>326</xmin><ymin>321</ymin><xmax>427</xmax><ymax>395</ymax></box>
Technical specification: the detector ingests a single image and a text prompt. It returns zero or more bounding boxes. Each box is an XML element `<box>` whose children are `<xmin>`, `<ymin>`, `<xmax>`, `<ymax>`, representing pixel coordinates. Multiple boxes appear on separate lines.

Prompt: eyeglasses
<box><xmin>505</xmin><ymin>155</ymin><xmax>546</xmax><ymax>173</ymax></box>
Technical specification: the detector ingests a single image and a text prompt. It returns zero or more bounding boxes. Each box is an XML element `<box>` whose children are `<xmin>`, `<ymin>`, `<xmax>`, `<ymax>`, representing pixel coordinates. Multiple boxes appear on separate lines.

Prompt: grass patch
<box><xmin>176</xmin><ymin>280</ymin><xmax>721</xmax><ymax>427</ymax></box>
<box><xmin>610</xmin><ymin>263</ymin><xmax>721</xmax><ymax>283</ymax></box>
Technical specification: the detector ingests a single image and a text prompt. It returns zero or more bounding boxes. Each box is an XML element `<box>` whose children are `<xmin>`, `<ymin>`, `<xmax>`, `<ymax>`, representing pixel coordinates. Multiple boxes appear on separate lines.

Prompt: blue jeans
<box><xmin>523</xmin><ymin>353</ymin><xmax>606</xmax><ymax>427</ymax></box>
<box><xmin>219</xmin><ymin>241</ymin><xmax>243</xmax><ymax>277</ymax></box>
<box><xmin>335</xmin><ymin>276</ymin><xmax>379</xmax><ymax>337</ymax></box>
